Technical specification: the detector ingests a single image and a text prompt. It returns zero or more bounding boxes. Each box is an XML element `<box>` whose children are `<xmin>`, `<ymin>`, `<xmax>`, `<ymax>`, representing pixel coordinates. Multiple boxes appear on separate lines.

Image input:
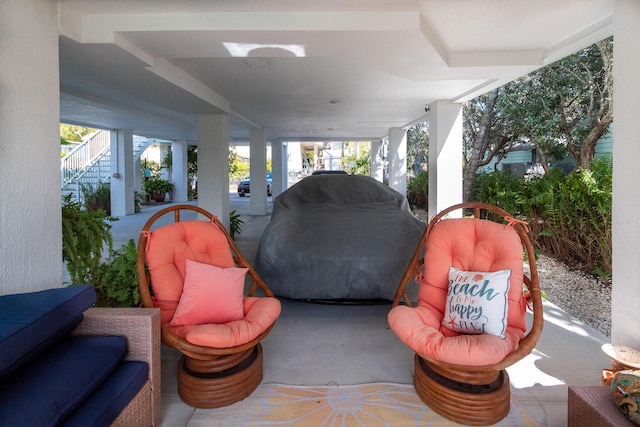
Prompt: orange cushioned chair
<box><xmin>136</xmin><ymin>204</ymin><xmax>281</xmax><ymax>409</ymax></box>
<box><xmin>388</xmin><ymin>202</ymin><xmax>543</xmax><ymax>426</ymax></box>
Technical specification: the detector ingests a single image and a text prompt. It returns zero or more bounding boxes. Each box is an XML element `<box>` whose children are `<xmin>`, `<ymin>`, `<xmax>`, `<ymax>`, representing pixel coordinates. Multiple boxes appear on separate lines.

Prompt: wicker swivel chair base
<box><xmin>177</xmin><ymin>343</ymin><xmax>264</xmax><ymax>409</ymax></box>
<box><xmin>413</xmin><ymin>355</ymin><xmax>510</xmax><ymax>426</ymax></box>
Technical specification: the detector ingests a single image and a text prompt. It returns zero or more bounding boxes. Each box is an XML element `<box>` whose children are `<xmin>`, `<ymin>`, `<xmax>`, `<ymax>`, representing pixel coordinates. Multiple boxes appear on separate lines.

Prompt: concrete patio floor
<box><xmin>110</xmin><ymin>195</ymin><xmax>611</xmax><ymax>427</ymax></box>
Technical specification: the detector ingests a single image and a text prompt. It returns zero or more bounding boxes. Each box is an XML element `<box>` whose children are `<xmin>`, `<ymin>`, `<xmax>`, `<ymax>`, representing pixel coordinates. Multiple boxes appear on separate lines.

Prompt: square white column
<box><xmin>0</xmin><ymin>0</ymin><xmax>60</xmax><ymax>293</ymax></box>
<box><xmin>370</xmin><ymin>139</ymin><xmax>384</xmax><ymax>182</ymax></box>
<box><xmin>388</xmin><ymin>128</ymin><xmax>407</xmax><ymax>195</ymax></box>
<box><xmin>172</xmin><ymin>140</ymin><xmax>188</xmax><ymax>203</ymax></box>
<box><xmin>612</xmin><ymin>0</ymin><xmax>640</xmax><ymax>349</ymax></box>
<box><xmin>197</xmin><ymin>114</ymin><xmax>230</xmax><ymax>228</ymax></box>
<box><xmin>110</xmin><ymin>129</ymin><xmax>134</xmax><ymax>216</ymax></box>
<box><xmin>250</xmin><ymin>129</ymin><xmax>268</xmax><ymax>215</ymax></box>
<box><xmin>428</xmin><ymin>100</ymin><xmax>463</xmax><ymax>219</ymax></box>
<box><xmin>271</xmin><ymin>140</ymin><xmax>285</xmax><ymax>198</ymax></box>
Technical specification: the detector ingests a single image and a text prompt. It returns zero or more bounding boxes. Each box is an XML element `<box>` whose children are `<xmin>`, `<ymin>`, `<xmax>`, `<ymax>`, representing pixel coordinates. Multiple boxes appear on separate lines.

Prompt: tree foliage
<box><xmin>463</xmin><ymin>37</ymin><xmax>613</xmax><ymax>200</ymax></box>
<box><xmin>501</xmin><ymin>37</ymin><xmax>613</xmax><ymax>172</ymax></box>
<box><xmin>342</xmin><ymin>141</ymin><xmax>371</xmax><ymax>175</ymax></box>
<box><xmin>229</xmin><ymin>147</ymin><xmax>250</xmax><ymax>180</ymax></box>
<box><xmin>60</xmin><ymin>124</ymin><xmax>95</xmax><ymax>143</ymax></box>
<box><xmin>407</xmin><ymin>121</ymin><xmax>429</xmax><ymax>177</ymax></box>
<box><xmin>463</xmin><ymin>88</ymin><xmax>519</xmax><ymax>201</ymax></box>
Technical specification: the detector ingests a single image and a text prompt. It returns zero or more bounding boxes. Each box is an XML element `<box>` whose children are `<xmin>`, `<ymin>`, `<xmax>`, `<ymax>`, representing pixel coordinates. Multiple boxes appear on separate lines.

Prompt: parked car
<box><xmin>237</xmin><ymin>173</ymin><xmax>273</xmax><ymax>197</ymax></box>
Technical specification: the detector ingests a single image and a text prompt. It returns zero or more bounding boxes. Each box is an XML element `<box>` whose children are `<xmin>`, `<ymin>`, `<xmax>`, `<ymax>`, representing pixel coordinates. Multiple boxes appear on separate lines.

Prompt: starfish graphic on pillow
<box><xmin>445</xmin><ymin>314</ymin><xmax>457</xmax><ymax>329</ymax></box>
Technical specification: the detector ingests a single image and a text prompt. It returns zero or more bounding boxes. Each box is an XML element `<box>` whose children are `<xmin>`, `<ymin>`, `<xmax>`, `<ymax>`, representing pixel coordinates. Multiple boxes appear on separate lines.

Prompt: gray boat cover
<box><xmin>255</xmin><ymin>175</ymin><xmax>425</xmax><ymax>301</ymax></box>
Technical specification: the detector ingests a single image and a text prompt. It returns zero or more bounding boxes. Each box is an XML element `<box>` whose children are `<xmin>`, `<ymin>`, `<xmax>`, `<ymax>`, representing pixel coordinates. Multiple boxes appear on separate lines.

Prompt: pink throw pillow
<box><xmin>170</xmin><ymin>259</ymin><xmax>247</xmax><ymax>326</ymax></box>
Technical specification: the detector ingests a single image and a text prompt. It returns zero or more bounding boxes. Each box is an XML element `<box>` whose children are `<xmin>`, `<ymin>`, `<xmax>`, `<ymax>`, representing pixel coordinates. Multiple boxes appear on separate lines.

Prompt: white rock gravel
<box><xmin>533</xmin><ymin>254</ymin><xmax>611</xmax><ymax>337</ymax></box>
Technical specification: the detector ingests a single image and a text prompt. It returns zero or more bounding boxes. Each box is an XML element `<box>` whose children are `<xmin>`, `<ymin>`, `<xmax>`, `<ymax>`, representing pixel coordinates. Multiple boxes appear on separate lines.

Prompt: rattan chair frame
<box><xmin>390</xmin><ymin>202</ymin><xmax>544</xmax><ymax>425</ymax></box>
<box><xmin>136</xmin><ymin>204</ymin><xmax>278</xmax><ymax>408</ymax></box>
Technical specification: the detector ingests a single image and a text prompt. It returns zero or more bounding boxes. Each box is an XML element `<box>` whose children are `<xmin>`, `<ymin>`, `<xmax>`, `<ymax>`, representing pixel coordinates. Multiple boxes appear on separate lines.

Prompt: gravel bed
<box><xmin>533</xmin><ymin>254</ymin><xmax>611</xmax><ymax>337</ymax></box>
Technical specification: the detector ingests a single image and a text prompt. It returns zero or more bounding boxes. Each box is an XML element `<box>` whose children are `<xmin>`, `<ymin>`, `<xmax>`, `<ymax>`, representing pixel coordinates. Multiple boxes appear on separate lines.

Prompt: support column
<box><xmin>249</xmin><ymin>129</ymin><xmax>268</xmax><ymax>215</ymax></box>
<box><xmin>159</xmin><ymin>145</ymin><xmax>171</xmax><ymax>181</ymax></box>
<box><xmin>110</xmin><ymin>130</ymin><xmax>135</xmax><ymax>217</ymax></box>
<box><xmin>134</xmin><ymin>157</ymin><xmax>142</xmax><ymax>194</ymax></box>
<box><xmin>427</xmin><ymin>100</ymin><xmax>463</xmax><ymax>219</ymax></box>
<box><xmin>271</xmin><ymin>140</ymin><xmax>285</xmax><ymax>198</ymax></box>
<box><xmin>197</xmin><ymin>114</ymin><xmax>230</xmax><ymax>228</ymax></box>
<box><xmin>0</xmin><ymin>0</ymin><xmax>60</xmax><ymax>293</ymax></box>
<box><xmin>388</xmin><ymin>128</ymin><xmax>407</xmax><ymax>195</ymax></box>
<box><xmin>370</xmin><ymin>139</ymin><xmax>384</xmax><ymax>182</ymax></box>
<box><xmin>282</xmin><ymin>142</ymin><xmax>290</xmax><ymax>188</ymax></box>
<box><xmin>612</xmin><ymin>0</ymin><xmax>640</xmax><ymax>349</ymax></box>
<box><xmin>172</xmin><ymin>140</ymin><xmax>188</xmax><ymax>203</ymax></box>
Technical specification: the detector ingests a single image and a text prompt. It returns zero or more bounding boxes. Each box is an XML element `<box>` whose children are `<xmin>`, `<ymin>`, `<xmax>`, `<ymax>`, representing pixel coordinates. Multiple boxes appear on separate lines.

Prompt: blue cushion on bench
<box><xmin>0</xmin><ymin>335</ymin><xmax>126</xmax><ymax>426</ymax></box>
<box><xmin>0</xmin><ymin>285</ymin><xmax>96</xmax><ymax>381</ymax></box>
<box><xmin>60</xmin><ymin>361</ymin><xmax>149</xmax><ymax>427</ymax></box>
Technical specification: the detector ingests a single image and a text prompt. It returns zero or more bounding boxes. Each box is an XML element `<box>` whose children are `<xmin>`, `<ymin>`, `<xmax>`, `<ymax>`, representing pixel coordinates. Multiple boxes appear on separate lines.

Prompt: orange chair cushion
<box><xmin>170</xmin><ymin>259</ymin><xmax>247</xmax><ymax>326</ymax></box>
<box><xmin>388</xmin><ymin>217</ymin><xmax>527</xmax><ymax>366</ymax></box>
<box><xmin>388</xmin><ymin>304</ymin><xmax>522</xmax><ymax>366</ymax></box>
<box><xmin>178</xmin><ymin>296</ymin><xmax>282</xmax><ymax>348</ymax></box>
<box><xmin>145</xmin><ymin>220</ymin><xmax>282</xmax><ymax>347</ymax></box>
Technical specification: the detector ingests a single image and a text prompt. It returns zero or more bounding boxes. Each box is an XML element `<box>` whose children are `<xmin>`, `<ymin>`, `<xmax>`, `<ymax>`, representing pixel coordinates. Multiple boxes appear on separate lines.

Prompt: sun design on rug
<box><xmin>262</xmin><ymin>383</ymin><xmax>431</xmax><ymax>426</ymax></box>
<box><xmin>188</xmin><ymin>382</ymin><xmax>538</xmax><ymax>426</ymax></box>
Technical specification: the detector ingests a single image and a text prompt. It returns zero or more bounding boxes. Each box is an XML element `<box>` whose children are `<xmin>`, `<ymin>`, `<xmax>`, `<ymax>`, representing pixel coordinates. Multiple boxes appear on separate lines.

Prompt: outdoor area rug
<box><xmin>187</xmin><ymin>382</ymin><xmax>538</xmax><ymax>426</ymax></box>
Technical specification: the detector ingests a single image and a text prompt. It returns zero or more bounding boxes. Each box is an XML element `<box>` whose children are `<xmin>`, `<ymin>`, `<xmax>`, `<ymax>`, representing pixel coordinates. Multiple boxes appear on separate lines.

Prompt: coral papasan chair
<box><xmin>136</xmin><ymin>204</ymin><xmax>281</xmax><ymax>408</ymax></box>
<box><xmin>388</xmin><ymin>202</ymin><xmax>543</xmax><ymax>425</ymax></box>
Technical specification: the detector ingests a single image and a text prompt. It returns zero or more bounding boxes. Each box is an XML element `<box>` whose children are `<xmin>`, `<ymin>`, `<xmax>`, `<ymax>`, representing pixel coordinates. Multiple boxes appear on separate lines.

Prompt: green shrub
<box><xmin>470</xmin><ymin>156</ymin><xmax>612</xmax><ymax>278</ymax></box>
<box><xmin>407</xmin><ymin>172</ymin><xmax>428</xmax><ymax>210</ymax></box>
<box><xmin>80</xmin><ymin>182</ymin><xmax>111</xmax><ymax>215</ymax></box>
<box><xmin>229</xmin><ymin>209</ymin><xmax>244</xmax><ymax>239</ymax></box>
<box><xmin>91</xmin><ymin>239</ymin><xmax>140</xmax><ymax>307</ymax></box>
<box><xmin>62</xmin><ymin>195</ymin><xmax>115</xmax><ymax>284</ymax></box>
<box><xmin>525</xmin><ymin>156</ymin><xmax>612</xmax><ymax>276</ymax></box>
<box><xmin>469</xmin><ymin>170</ymin><xmax>526</xmax><ymax>216</ymax></box>
<box><xmin>143</xmin><ymin>178</ymin><xmax>174</xmax><ymax>196</ymax></box>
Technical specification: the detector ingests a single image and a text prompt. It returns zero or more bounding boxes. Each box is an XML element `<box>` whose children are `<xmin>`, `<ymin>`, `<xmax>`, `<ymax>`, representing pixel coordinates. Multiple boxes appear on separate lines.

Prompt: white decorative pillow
<box><xmin>442</xmin><ymin>267</ymin><xmax>511</xmax><ymax>339</ymax></box>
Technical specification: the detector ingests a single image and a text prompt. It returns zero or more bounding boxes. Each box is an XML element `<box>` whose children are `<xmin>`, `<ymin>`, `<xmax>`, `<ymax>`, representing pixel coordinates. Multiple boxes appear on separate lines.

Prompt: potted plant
<box><xmin>144</xmin><ymin>178</ymin><xmax>174</xmax><ymax>203</ymax></box>
<box><xmin>134</xmin><ymin>191</ymin><xmax>144</xmax><ymax>212</ymax></box>
<box><xmin>80</xmin><ymin>182</ymin><xmax>111</xmax><ymax>215</ymax></box>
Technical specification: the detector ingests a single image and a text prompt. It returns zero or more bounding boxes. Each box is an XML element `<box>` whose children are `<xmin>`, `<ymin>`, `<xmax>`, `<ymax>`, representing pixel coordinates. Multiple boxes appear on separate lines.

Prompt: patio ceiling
<box><xmin>57</xmin><ymin>0</ymin><xmax>613</xmax><ymax>143</ymax></box>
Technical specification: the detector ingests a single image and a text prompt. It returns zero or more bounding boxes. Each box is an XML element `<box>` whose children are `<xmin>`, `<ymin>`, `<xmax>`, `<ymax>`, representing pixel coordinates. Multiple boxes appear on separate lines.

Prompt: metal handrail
<box><xmin>60</xmin><ymin>130</ymin><xmax>111</xmax><ymax>186</ymax></box>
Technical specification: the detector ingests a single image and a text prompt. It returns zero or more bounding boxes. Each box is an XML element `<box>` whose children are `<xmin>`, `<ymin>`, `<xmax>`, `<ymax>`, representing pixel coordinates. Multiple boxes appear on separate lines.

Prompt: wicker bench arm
<box><xmin>72</xmin><ymin>307</ymin><xmax>161</xmax><ymax>426</ymax></box>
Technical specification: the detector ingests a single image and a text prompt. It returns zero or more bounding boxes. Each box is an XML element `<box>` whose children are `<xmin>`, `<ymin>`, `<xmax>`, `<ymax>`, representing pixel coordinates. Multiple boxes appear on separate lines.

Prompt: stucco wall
<box><xmin>612</xmin><ymin>0</ymin><xmax>640</xmax><ymax>350</ymax></box>
<box><xmin>0</xmin><ymin>0</ymin><xmax>62</xmax><ymax>294</ymax></box>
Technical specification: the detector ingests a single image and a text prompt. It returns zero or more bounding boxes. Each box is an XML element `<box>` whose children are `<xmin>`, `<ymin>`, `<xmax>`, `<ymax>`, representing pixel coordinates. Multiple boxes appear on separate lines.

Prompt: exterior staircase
<box><xmin>61</xmin><ymin>130</ymin><xmax>154</xmax><ymax>204</ymax></box>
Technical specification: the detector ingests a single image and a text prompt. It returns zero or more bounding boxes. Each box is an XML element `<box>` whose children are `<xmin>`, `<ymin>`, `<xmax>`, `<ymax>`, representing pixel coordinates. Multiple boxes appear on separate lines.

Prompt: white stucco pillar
<box><xmin>370</xmin><ymin>139</ymin><xmax>384</xmax><ymax>182</ymax></box>
<box><xmin>134</xmin><ymin>157</ymin><xmax>142</xmax><ymax>194</ymax></box>
<box><xmin>388</xmin><ymin>128</ymin><xmax>407</xmax><ymax>195</ymax></box>
<box><xmin>427</xmin><ymin>100</ymin><xmax>463</xmax><ymax>219</ymax></box>
<box><xmin>110</xmin><ymin>130</ymin><xmax>135</xmax><ymax>216</ymax></box>
<box><xmin>271</xmin><ymin>140</ymin><xmax>284</xmax><ymax>198</ymax></box>
<box><xmin>249</xmin><ymin>129</ymin><xmax>268</xmax><ymax>215</ymax></box>
<box><xmin>282</xmin><ymin>142</ymin><xmax>290</xmax><ymax>188</ymax></box>
<box><xmin>197</xmin><ymin>114</ymin><xmax>230</xmax><ymax>228</ymax></box>
<box><xmin>159</xmin><ymin>145</ymin><xmax>171</xmax><ymax>181</ymax></box>
<box><xmin>612</xmin><ymin>0</ymin><xmax>640</xmax><ymax>350</ymax></box>
<box><xmin>172</xmin><ymin>140</ymin><xmax>188</xmax><ymax>203</ymax></box>
<box><xmin>0</xmin><ymin>0</ymin><xmax>60</xmax><ymax>293</ymax></box>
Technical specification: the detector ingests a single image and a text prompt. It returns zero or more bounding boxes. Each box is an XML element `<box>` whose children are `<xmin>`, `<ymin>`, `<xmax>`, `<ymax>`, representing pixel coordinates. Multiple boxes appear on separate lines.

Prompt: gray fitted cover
<box><xmin>255</xmin><ymin>175</ymin><xmax>425</xmax><ymax>301</ymax></box>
